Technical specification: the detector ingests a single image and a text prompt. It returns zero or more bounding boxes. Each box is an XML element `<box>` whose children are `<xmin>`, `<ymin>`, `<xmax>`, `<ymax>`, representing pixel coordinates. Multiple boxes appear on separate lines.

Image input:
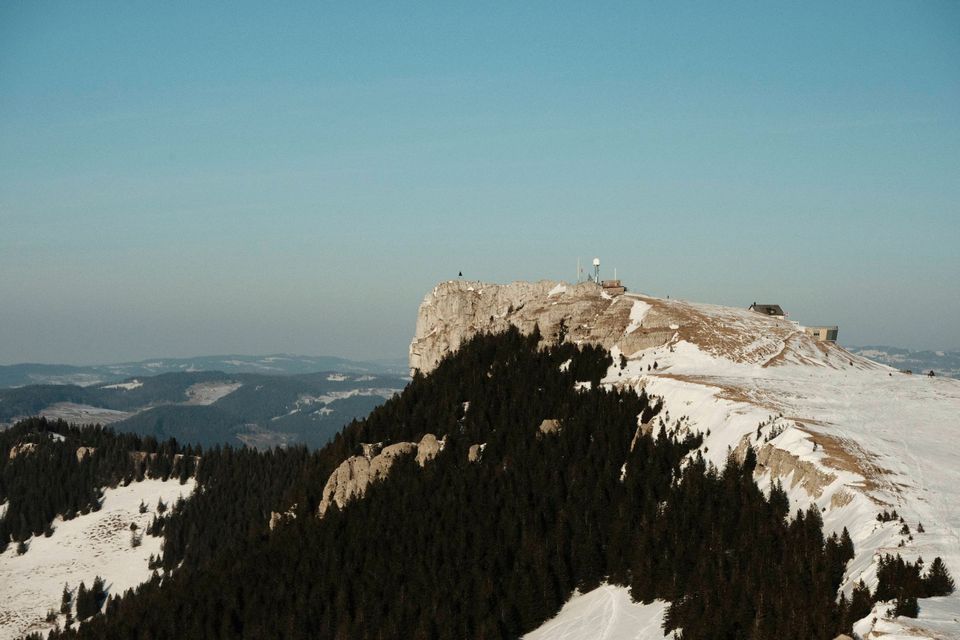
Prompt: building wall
<box><xmin>803</xmin><ymin>326</ymin><xmax>839</xmax><ymax>342</ymax></box>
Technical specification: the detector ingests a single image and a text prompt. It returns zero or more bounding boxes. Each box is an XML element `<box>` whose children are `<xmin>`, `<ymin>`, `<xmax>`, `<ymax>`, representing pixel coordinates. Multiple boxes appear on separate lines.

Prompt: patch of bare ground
<box><xmin>790</xmin><ymin>421</ymin><xmax>891</xmax><ymax>497</ymax></box>
<box><xmin>734</xmin><ymin>434</ymin><xmax>838</xmax><ymax>499</ymax></box>
<box><xmin>762</xmin><ymin>332</ymin><xmax>803</xmax><ymax>368</ymax></box>
<box><xmin>637</xmin><ymin>296</ymin><xmax>790</xmax><ymax>364</ymax></box>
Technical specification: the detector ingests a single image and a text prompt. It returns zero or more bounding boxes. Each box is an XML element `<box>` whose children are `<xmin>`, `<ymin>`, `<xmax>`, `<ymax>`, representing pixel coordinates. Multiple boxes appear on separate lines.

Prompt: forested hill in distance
<box><xmin>0</xmin><ymin>354</ymin><xmax>408</xmax><ymax>389</ymax></box>
<box><xmin>0</xmin><ymin>369</ymin><xmax>407</xmax><ymax>449</ymax></box>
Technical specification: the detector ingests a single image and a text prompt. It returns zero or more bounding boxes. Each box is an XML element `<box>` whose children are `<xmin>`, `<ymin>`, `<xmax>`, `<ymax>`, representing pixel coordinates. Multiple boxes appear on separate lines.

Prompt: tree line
<box><xmin>0</xmin><ymin>418</ymin><xmax>196</xmax><ymax>551</ymax></box>
<box><xmin>11</xmin><ymin>327</ymin><xmax>953</xmax><ymax>639</ymax></box>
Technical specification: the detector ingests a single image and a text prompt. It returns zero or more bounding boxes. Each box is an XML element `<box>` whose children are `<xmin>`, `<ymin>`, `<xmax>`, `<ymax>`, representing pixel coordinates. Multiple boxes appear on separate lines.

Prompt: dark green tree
<box><xmin>60</xmin><ymin>583</ymin><xmax>72</xmax><ymax>615</ymax></box>
<box><xmin>924</xmin><ymin>557</ymin><xmax>955</xmax><ymax>596</ymax></box>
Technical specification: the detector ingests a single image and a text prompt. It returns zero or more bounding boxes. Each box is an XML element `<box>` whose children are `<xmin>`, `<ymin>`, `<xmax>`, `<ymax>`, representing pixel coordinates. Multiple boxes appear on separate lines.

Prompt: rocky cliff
<box><xmin>409</xmin><ymin>279</ymin><xmax>870</xmax><ymax>375</ymax></box>
<box><xmin>410</xmin><ymin>278</ymin><xmax>960</xmax><ymax>639</ymax></box>
<box><xmin>317</xmin><ymin>433</ymin><xmax>443</xmax><ymax>516</ymax></box>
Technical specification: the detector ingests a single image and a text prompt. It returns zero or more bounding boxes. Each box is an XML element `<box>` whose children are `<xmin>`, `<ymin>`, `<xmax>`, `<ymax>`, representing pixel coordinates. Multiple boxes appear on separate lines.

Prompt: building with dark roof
<box><xmin>748</xmin><ymin>303</ymin><xmax>786</xmax><ymax>318</ymax></box>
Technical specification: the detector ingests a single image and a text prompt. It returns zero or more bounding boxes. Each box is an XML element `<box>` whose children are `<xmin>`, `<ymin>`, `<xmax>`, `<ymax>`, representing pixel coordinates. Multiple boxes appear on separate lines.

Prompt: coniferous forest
<box><xmin>0</xmin><ymin>419</ymin><xmax>197</xmax><ymax>550</ymax></box>
<box><xmin>8</xmin><ymin>328</ymin><xmax>953</xmax><ymax>639</ymax></box>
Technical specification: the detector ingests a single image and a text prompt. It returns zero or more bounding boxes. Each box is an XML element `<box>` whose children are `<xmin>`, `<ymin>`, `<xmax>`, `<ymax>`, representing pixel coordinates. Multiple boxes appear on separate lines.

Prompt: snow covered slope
<box><xmin>524</xmin><ymin>585</ymin><xmax>667</xmax><ymax>640</ymax></box>
<box><xmin>416</xmin><ymin>281</ymin><xmax>960</xmax><ymax>639</ymax></box>
<box><xmin>0</xmin><ymin>478</ymin><xmax>195</xmax><ymax>640</ymax></box>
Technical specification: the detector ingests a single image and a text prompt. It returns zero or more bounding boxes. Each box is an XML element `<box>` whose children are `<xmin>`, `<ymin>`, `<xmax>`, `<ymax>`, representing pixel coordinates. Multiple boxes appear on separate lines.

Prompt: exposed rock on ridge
<box><xmin>318</xmin><ymin>434</ymin><xmax>444</xmax><ymax>517</ymax></box>
<box><xmin>734</xmin><ymin>435</ymin><xmax>837</xmax><ymax>499</ymax></box>
<box><xmin>409</xmin><ymin>280</ymin><xmax>872</xmax><ymax>375</ymax></box>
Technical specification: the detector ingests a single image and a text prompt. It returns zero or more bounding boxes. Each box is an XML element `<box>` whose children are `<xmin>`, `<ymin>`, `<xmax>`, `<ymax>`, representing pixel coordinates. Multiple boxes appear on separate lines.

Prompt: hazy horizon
<box><xmin>1</xmin><ymin>337</ymin><xmax>958</xmax><ymax>369</ymax></box>
<box><xmin>2</xmin><ymin>2</ymin><xmax>958</xmax><ymax>364</ymax></box>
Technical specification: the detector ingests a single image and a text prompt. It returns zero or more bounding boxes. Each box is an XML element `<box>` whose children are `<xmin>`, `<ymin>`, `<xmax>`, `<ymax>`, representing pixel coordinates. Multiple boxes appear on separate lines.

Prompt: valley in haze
<box><xmin>846</xmin><ymin>346</ymin><xmax>960</xmax><ymax>380</ymax></box>
<box><xmin>0</xmin><ymin>365</ymin><xmax>407</xmax><ymax>450</ymax></box>
<box><xmin>0</xmin><ymin>354</ymin><xmax>408</xmax><ymax>389</ymax></box>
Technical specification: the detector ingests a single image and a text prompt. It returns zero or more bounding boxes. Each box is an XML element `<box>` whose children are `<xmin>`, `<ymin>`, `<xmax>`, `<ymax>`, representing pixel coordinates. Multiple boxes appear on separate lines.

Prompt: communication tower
<box><xmin>592</xmin><ymin>258</ymin><xmax>600</xmax><ymax>283</ymax></box>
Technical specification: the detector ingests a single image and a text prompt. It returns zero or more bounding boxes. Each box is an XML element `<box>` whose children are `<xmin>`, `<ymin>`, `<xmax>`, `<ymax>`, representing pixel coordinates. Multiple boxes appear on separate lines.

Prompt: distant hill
<box><xmin>847</xmin><ymin>346</ymin><xmax>960</xmax><ymax>379</ymax></box>
<box><xmin>0</xmin><ymin>354</ymin><xmax>408</xmax><ymax>389</ymax></box>
<box><xmin>0</xmin><ymin>370</ymin><xmax>407</xmax><ymax>449</ymax></box>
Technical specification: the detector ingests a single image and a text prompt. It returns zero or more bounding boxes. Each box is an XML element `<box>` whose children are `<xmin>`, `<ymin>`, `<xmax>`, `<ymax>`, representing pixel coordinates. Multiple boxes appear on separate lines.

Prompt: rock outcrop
<box><xmin>409</xmin><ymin>280</ymin><xmax>874</xmax><ymax>375</ymax></box>
<box><xmin>8</xmin><ymin>442</ymin><xmax>37</xmax><ymax>459</ymax></box>
<box><xmin>538</xmin><ymin>419</ymin><xmax>561</xmax><ymax>436</ymax></box>
<box><xmin>410</xmin><ymin>280</ymin><xmax>635</xmax><ymax>374</ymax></box>
<box><xmin>734</xmin><ymin>435</ymin><xmax>837</xmax><ymax>500</ymax></box>
<box><xmin>467</xmin><ymin>444</ymin><xmax>485</xmax><ymax>463</ymax></box>
<box><xmin>415</xmin><ymin>433</ymin><xmax>442</xmax><ymax>466</ymax></box>
<box><xmin>318</xmin><ymin>434</ymin><xmax>444</xmax><ymax>517</ymax></box>
<box><xmin>269</xmin><ymin>504</ymin><xmax>298</xmax><ymax>530</ymax></box>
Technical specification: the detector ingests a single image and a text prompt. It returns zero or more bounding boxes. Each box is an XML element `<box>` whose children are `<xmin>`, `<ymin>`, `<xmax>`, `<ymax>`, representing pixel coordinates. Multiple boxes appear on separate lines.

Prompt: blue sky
<box><xmin>1</xmin><ymin>1</ymin><xmax>958</xmax><ymax>363</ymax></box>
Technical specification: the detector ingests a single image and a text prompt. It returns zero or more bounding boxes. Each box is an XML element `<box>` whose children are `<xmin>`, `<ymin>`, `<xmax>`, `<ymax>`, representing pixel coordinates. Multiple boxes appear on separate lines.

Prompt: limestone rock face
<box><xmin>538</xmin><ymin>419</ymin><xmax>561</xmax><ymax>436</ymax></box>
<box><xmin>318</xmin><ymin>434</ymin><xmax>444</xmax><ymax>517</ymax></box>
<box><xmin>734</xmin><ymin>435</ymin><xmax>837</xmax><ymax>499</ymax></box>
<box><xmin>407</xmin><ymin>279</ymin><xmax>713</xmax><ymax>375</ymax></box>
<box><xmin>8</xmin><ymin>442</ymin><xmax>37</xmax><ymax>459</ymax></box>
<box><xmin>76</xmin><ymin>446</ymin><xmax>95</xmax><ymax>462</ymax></box>
<box><xmin>467</xmin><ymin>444</ymin><xmax>485</xmax><ymax>463</ymax></box>
<box><xmin>269</xmin><ymin>504</ymin><xmax>298</xmax><ymax>530</ymax></box>
<box><xmin>415</xmin><ymin>433</ymin><xmax>442</xmax><ymax>466</ymax></box>
<box><xmin>409</xmin><ymin>279</ymin><xmax>870</xmax><ymax>375</ymax></box>
<box><xmin>409</xmin><ymin>280</ymin><xmax>636</xmax><ymax>374</ymax></box>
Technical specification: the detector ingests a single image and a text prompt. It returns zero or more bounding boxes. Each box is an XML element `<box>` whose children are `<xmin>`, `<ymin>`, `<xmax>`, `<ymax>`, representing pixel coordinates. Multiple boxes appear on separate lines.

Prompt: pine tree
<box><xmin>924</xmin><ymin>557</ymin><xmax>955</xmax><ymax>596</ymax></box>
<box><xmin>60</xmin><ymin>583</ymin><xmax>72</xmax><ymax>615</ymax></box>
<box><xmin>893</xmin><ymin>593</ymin><xmax>918</xmax><ymax>618</ymax></box>
<box><xmin>91</xmin><ymin>576</ymin><xmax>106</xmax><ymax>613</ymax></box>
<box><xmin>839</xmin><ymin>527</ymin><xmax>854</xmax><ymax>563</ymax></box>
<box><xmin>75</xmin><ymin>582</ymin><xmax>92</xmax><ymax>620</ymax></box>
<box><xmin>848</xmin><ymin>580</ymin><xmax>873</xmax><ymax>625</ymax></box>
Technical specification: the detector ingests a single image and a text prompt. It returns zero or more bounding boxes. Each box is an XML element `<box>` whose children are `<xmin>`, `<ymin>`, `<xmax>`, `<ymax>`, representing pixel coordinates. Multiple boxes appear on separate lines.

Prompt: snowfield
<box><xmin>0</xmin><ymin>478</ymin><xmax>196</xmax><ymax>640</ymax></box>
<box><xmin>593</xmin><ymin>292</ymin><xmax>960</xmax><ymax>639</ymax></box>
<box><xmin>100</xmin><ymin>380</ymin><xmax>143</xmax><ymax>391</ymax></box>
<box><xmin>432</xmin><ymin>283</ymin><xmax>960</xmax><ymax>639</ymax></box>
<box><xmin>625</xmin><ymin>299</ymin><xmax>651</xmax><ymax>335</ymax></box>
<box><xmin>313</xmin><ymin>388</ymin><xmax>403</xmax><ymax>405</ymax></box>
<box><xmin>525</xmin><ymin>585</ymin><xmax>667</xmax><ymax>640</ymax></box>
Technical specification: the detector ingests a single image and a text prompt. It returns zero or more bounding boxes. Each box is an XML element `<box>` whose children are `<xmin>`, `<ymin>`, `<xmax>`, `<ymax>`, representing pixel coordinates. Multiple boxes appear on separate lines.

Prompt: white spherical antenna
<box><xmin>592</xmin><ymin>258</ymin><xmax>600</xmax><ymax>266</ymax></box>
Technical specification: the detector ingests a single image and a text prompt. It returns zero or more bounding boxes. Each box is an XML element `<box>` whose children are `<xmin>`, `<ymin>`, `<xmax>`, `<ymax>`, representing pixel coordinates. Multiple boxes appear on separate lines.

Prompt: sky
<box><xmin>1</xmin><ymin>1</ymin><xmax>958</xmax><ymax>364</ymax></box>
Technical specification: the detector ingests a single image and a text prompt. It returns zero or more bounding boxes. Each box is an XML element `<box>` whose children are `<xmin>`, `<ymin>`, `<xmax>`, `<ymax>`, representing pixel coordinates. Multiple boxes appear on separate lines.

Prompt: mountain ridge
<box><xmin>412</xmin><ymin>279</ymin><xmax>960</xmax><ymax>639</ymax></box>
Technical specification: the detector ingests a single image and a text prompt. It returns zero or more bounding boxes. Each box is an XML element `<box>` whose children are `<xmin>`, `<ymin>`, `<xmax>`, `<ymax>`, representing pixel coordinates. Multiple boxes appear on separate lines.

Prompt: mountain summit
<box><xmin>2</xmin><ymin>279</ymin><xmax>957</xmax><ymax>640</ymax></box>
<box><xmin>411</xmin><ymin>279</ymin><xmax>960</xmax><ymax>639</ymax></box>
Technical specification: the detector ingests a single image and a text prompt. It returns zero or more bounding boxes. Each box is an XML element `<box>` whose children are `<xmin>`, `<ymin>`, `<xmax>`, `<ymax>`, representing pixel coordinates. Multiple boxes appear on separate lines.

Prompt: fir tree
<box><xmin>848</xmin><ymin>580</ymin><xmax>873</xmax><ymax>626</ymax></box>
<box><xmin>924</xmin><ymin>557</ymin><xmax>955</xmax><ymax>596</ymax></box>
<box><xmin>894</xmin><ymin>593</ymin><xmax>918</xmax><ymax>618</ymax></box>
<box><xmin>60</xmin><ymin>583</ymin><xmax>72</xmax><ymax>615</ymax></box>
